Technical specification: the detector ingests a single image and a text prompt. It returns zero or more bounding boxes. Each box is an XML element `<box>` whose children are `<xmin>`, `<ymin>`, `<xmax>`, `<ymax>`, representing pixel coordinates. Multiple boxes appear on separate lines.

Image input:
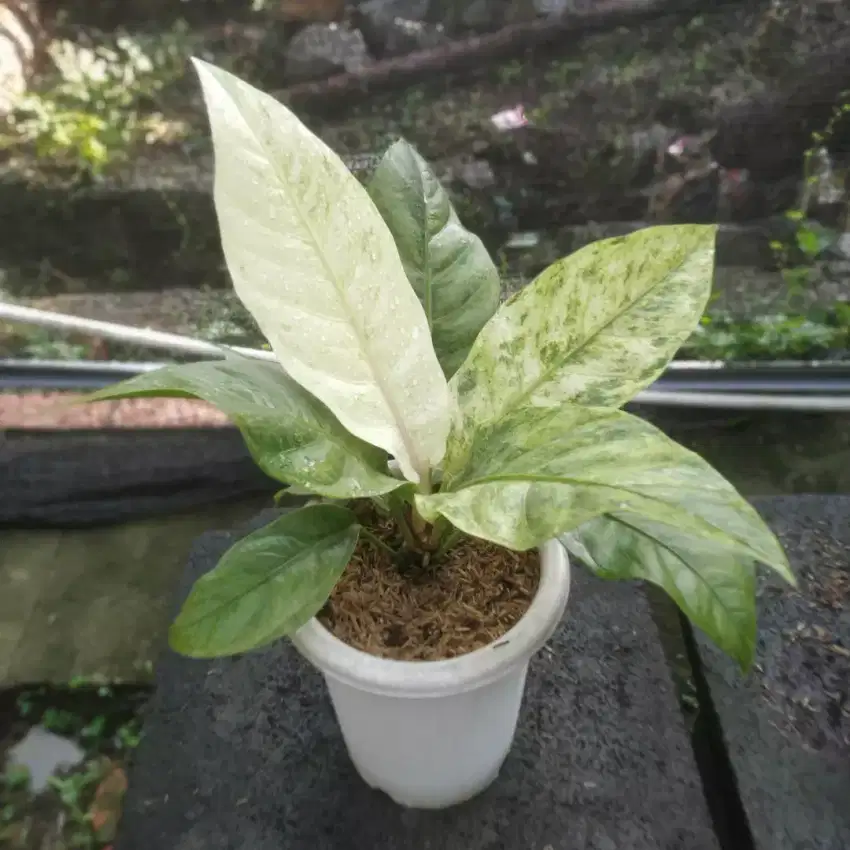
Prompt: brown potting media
<box><xmin>319</xmin><ymin>521</ymin><xmax>540</xmax><ymax>662</ymax></box>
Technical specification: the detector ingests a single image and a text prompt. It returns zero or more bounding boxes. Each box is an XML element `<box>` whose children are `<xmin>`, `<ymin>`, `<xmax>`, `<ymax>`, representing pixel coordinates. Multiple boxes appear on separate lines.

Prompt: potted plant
<box><xmin>88</xmin><ymin>60</ymin><xmax>792</xmax><ymax>810</ymax></box>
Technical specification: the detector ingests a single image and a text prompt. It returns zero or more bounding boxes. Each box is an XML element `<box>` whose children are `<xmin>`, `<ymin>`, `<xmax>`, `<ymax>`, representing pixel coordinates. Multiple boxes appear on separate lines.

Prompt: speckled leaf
<box><xmin>561</xmin><ymin>514</ymin><xmax>757</xmax><ymax>668</ymax></box>
<box><xmin>450</xmin><ymin>225</ymin><xmax>716</xmax><ymax>434</ymax></box>
<box><xmin>86</xmin><ymin>355</ymin><xmax>403</xmax><ymax>499</ymax></box>
<box><xmin>367</xmin><ymin>140</ymin><xmax>500</xmax><ymax>377</ymax></box>
<box><xmin>170</xmin><ymin>504</ymin><xmax>359</xmax><ymax>657</ymax></box>
<box><xmin>193</xmin><ymin>59</ymin><xmax>451</xmax><ymax>483</ymax></box>
<box><xmin>417</xmin><ymin>406</ymin><xmax>791</xmax><ymax>588</ymax></box>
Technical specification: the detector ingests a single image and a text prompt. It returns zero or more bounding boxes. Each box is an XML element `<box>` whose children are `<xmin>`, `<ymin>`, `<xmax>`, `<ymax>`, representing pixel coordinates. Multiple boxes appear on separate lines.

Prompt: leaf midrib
<box><xmin>231</xmin><ymin>86</ymin><xmax>427</xmax><ymax>479</ymax></box>
<box><xmin>421</xmin><ymin>171</ymin><xmax>434</xmax><ymax>331</ymax></box>
<box><xmin>177</xmin><ymin>528</ymin><xmax>356</xmax><ymax>631</ymax></box>
<box><xmin>449</xmin><ymin>472</ymin><xmax>769</xmax><ymax>562</ymax></box>
<box><xmin>499</xmin><ymin>246</ymin><xmax>704</xmax><ymax>414</ymax></box>
<box><xmin>605</xmin><ymin>513</ymin><xmax>748</xmax><ymax>622</ymax></box>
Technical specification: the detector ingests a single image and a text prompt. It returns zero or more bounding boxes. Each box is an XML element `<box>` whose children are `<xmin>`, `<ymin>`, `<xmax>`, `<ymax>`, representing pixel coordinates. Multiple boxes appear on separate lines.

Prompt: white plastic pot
<box><xmin>291</xmin><ymin>539</ymin><xmax>570</xmax><ymax>809</ymax></box>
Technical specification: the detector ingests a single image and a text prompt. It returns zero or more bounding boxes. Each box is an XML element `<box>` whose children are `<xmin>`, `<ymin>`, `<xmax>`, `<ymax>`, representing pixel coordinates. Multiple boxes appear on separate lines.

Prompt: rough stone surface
<box><xmin>533</xmin><ymin>0</ymin><xmax>571</xmax><ymax>15</ymax></box>
<box><xmin>503</xmin><ymin>221</ymin><xmax>779</xmax><ymax>279</ymax></box>
<box><xmin>455</xmin><ymin>0</ymin><xmax>497</xmax><ymax>30</ymax></box>
<box><xmin>284</xmin><ymin>23</ymin><xmax>371</xmax><ymax>83</ymax></box>
<box><xmin>697</xmin><ymin>496</ymin><xmax>850</xmax><ymax>850</ymax></box>
<box><xmin>438</xmin><ymin>0</ymin><xmax>570</xmax><ymax>32</ymax></box>
<box><xmin>355</xmin><ymin>0</ymin><xmax>447</xmax><ymax>57</ymax></box>
<box><xmin>454</xmin><ymin>157</ymin><xmax>497</xmax><ymax>189</ymax></box>
<box><xmin>116</xmin><ymin>519</ymin><xmax>719</xmax><ymax>850</ymax></box>
<box><xmin>357</xmin><ymin>0</ymin><xmax>431</xmax><ymax>17</ymax></box>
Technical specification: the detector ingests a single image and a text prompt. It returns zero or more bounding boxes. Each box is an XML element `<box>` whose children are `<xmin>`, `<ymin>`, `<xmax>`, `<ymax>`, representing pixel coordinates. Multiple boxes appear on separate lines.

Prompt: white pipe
<box><xmin>0</xmin><ymin>302</ymin><xmax>277</xmax><ymax>362</ymax></box>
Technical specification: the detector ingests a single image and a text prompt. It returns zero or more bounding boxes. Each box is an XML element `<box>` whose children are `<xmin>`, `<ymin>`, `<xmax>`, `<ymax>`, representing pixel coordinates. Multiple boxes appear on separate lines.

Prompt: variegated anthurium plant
<box><xmin>88</xmin><ymin>60</ymin><xmax>793</xmax><ymax>668</ymax></box>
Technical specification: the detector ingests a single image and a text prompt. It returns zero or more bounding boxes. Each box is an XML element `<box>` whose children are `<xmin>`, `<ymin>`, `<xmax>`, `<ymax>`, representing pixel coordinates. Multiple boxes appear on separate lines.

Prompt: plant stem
<box><xmin>389</xmin><ymin>498</ymin><xmax>421</xmax><ymax>551</ymax></box>
<box><xmin>359</xmin><ymin>526</ymin><xmax>397</xmax><ymax>557</ymax></box>
<box><xmin>435</xmin><ymin>527</ymin><xmax>464</xmax><ymax>559</ymax></box>
<box><xmin>426</xmin><ymin>516</ymin><xmax>450</xmax><ymax>550</ymax></box>
<box><xmin>410</xmin><ymin>504</ymin><xmax>428</xmax><ymax>538</ymax></box>
<box><xmin>369</xmin><ymin>494</ymin><xmax>391</xmax><ymax>516</ymax></box>
<box><xmin>418</xmin><ymin>467</ymin><xmax>432</xmax><ymax>496</ymax></box>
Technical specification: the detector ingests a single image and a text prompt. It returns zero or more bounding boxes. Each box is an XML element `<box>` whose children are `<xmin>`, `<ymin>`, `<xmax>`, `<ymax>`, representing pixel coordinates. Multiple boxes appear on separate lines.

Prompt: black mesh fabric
<box><xmin>0</xmin><ymin>428</ymin><xmax>279</xmax><ymax>528</ymax></box>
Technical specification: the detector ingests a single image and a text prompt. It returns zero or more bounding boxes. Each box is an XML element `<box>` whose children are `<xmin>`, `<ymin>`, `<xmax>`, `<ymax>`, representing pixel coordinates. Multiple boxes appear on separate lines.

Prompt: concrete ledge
<box><xmin>696</xmin><ymin>496</ymin><xmax>850</xmax><ymax>850</ymax></box>
<box><xmin>0</xmin><ymin>174</ymin><xmax>784</xmax><ymax>296</ymax></box>
<box><xmin>0</xmin><ymin>503</ymin><xmax>266</xmax><ymax>687</ymax></box>
<box><xmin>115</xmin><ymin>517</ymin><xmax>719</xmax><ymax>850</ymax></box>
<box><xmin>0</xmin><ymin>429</ymin><xmax>276</xmax><ymax>527</ymax></box>
<box><xmin>0</xmin><ymin>153</ymin><xmax>791</xmax><ymax>299</ymax></box>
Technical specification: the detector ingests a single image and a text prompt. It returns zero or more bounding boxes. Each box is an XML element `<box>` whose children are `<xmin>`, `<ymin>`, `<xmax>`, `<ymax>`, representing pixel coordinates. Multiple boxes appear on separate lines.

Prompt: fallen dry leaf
<box><xmin>89</xmin><ymin>765</ymin><xmax>128</xmax><ymax>843</ymax></box>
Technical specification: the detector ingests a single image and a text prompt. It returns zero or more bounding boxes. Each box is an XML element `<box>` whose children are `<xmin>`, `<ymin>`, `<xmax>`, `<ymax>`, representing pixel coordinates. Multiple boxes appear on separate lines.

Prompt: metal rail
<box><xmin>6</xmin><ymin>358</ymin><xmax>850</xmax><ymax>410</ymax></box>
<box><xmin>0</xmin><ymin>359</ymin><xmax>164</xmax><ymax>390</ymax></box>
<box><xmin>651</xmin><ymin>364</ymin><xmax>850</xmax><ymax>395</ymax></box>
<box><xmin>633</xmin><ymin>390</ymin><xmax>850</xmax><ymax>411</ymax></box>
<box><xmin>3</xmin><ymin>302</ymin><xmax>850</xmax><ymax>410</ymax></box>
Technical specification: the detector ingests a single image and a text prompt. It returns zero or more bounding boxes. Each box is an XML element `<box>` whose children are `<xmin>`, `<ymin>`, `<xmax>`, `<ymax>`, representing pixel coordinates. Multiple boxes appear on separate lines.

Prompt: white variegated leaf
<box><xmin>417</xmin><ymin>405</ymin><xmax>791</xmax><ymax>589</ymax></box>
<box><xmin>193</xmin><ymin>59</ymin><xmax>451</xmax><ymax>483</ymax></box>
<box><xmin>561</xmin><ymin>514</ymin><xmax>758</xmax><ymax>669</ymax></box>
<box><xmin>449</xmin><ymin>225</ymin><xmax>716</xmax><ymax>437</ymax></box>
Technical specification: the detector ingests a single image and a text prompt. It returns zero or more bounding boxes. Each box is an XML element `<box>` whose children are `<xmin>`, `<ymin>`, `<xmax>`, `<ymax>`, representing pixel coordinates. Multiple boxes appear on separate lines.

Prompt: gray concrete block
<box><xmin>116</xmin><ymin>519</ymin><xmax>719</xmax><ymax>850</ymax></box>
<box><xmin>697</xmin><ymin>495</ymin><xmax>850</xmax><ymax>850</ymax></box>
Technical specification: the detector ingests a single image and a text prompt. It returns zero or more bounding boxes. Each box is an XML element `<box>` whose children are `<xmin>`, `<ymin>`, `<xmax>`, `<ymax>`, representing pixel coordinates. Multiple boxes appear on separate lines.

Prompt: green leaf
<box><xmin>795</xmin><ymin>220</ymin><xmax>836</xmax><ymax>260</ymax></box>
<box><xmin>367</xmin><ymin>140</ymin><xmax>500</xmax><ymax>378</ymax></box>
<box><xmin>561</xmin><ymin>514</ymin><xmax>757</xmax><ymax>669</ymax></box>
<box><xmin>450</xmin><ymin>225</ymin><xmax>716</xmax><ymax>433</ymax></box>
<box><xmin>796</xmin><ymin>227</ymin><xmax>822</xmax><ymax>259</ymax></box>
<box><xmin>417</xmin><ymin>405</ymin><xmax>791</xmax><ymax>588</ymax></box>
<box><xmin>86</xmin><ymin>355</ymin><xmax>403</xmax><ymax>499</ymax></box>
<box><xmin>192</xmin><ymin>59</ymin><xmax>452</xmax><ymax>484</ymax></box>
<box><xmin>170</xmin><ymin>504</ymin><xmax>359</xmax><ymax>657</ymax></box>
